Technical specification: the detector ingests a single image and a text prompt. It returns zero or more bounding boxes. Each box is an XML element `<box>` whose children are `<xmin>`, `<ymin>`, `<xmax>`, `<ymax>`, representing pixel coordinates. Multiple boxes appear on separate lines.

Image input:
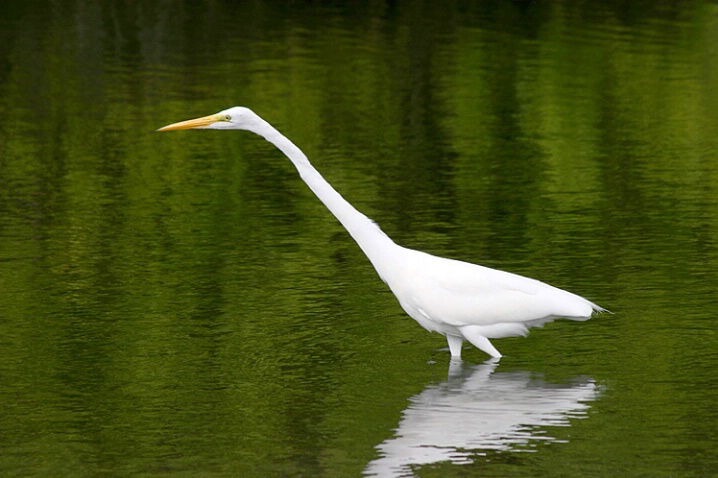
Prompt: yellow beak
<box><xmin>157</xmin><ymin>113</ymin><xmax>223</xmax><ymax>131</ymax></box>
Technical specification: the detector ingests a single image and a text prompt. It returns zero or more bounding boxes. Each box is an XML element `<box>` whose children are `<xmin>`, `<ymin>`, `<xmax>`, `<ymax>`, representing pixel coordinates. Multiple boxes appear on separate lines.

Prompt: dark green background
<box><xmin>1</xmin><ymin>1</ymin><xmax>716</xmax><ymax>476</ymax></box>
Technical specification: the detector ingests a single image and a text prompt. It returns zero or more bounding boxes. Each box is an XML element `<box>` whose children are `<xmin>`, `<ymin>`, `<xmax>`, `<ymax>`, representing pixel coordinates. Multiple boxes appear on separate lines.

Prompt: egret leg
<box><xmin>446</xmin><ymin>334</ymin><xmax>463</xmax><ymax>358</ymax></box>
<box><xmin>459</xmin><ymin>326</ymin><xmax>502</xmax><ymax>358</ymax></box>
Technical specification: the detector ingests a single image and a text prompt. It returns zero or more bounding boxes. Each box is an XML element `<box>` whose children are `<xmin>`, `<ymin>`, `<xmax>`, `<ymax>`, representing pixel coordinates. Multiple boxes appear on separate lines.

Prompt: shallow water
<box><xmin>1</xmin><ymin>1</ymin><xmax>717</xmax><ymax>476</ymax></box>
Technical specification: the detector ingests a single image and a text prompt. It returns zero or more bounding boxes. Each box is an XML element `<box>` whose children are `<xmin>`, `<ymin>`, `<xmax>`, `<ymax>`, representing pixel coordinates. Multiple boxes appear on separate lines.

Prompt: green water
<box><xmin>1</xmin><ymin>1</ymin><xmax>717</xmax><ymax>476</ymax></box>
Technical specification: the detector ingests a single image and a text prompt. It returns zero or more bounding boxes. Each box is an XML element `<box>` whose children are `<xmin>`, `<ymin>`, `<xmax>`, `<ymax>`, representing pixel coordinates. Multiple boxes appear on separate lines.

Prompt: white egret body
<box><xmin>159</xmin><ymin>107</ymin><xmax>605</xmax><ymax>359</ymax></box>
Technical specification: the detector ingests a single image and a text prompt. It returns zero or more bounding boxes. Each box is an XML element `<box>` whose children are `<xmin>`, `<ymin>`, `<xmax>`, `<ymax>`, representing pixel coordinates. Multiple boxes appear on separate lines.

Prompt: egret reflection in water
<box><xmin>363</xmin><ymin>360</ymin><xmax>600</xmax><ymax>477</ymax></box>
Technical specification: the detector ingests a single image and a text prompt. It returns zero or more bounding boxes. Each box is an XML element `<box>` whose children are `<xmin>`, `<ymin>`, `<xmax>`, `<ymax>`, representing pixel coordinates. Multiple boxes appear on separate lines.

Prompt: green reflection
<box><xmin>0</xmin><ymin>1</ymin><xmax>717</xmax><ymax>477</ymax></box>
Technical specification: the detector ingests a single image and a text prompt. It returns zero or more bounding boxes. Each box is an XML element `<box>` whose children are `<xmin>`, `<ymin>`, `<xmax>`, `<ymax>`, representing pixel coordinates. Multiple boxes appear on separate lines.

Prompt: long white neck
<box><xmin>251</xmin><ymin>117</ymin><xmax>401</xmax><ymax>282</ymax></box>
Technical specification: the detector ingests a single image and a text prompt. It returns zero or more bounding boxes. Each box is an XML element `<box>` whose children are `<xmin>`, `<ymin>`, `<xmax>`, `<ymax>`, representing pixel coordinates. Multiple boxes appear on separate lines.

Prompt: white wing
<box><xmin>395</xmin><ymin>249</ymin><xmax>599</xmax><ymax>330</ymax></box>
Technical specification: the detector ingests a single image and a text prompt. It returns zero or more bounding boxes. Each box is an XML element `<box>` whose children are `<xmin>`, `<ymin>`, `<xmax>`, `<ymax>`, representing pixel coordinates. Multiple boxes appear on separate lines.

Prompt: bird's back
<box><xmin>388</xmin><ymin>248</ymin><xmax>600</xmax><ymax>331</ymax></box>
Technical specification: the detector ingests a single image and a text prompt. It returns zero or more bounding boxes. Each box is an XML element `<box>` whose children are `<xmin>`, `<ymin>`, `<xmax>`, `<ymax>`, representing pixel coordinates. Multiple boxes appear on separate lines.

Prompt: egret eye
<box><xmin>224</xmin><ymin>115</ymin><xmax>232</xmax><ymax>122</ymax></box>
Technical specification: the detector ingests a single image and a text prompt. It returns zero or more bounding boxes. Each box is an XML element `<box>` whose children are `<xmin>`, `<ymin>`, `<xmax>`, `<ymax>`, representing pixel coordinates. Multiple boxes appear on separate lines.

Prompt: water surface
<box><xmin>1</xmin><ymin>1</ymin><xmax>717</xmax><ymax>477</ymax></box>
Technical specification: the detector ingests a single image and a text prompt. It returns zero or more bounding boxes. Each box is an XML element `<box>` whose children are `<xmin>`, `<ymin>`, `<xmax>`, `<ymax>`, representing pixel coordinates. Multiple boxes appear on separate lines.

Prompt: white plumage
<box><xmin>159</xmin><ymin>107</ymin><xmax>605</xmax><ymax>359</ymax></box>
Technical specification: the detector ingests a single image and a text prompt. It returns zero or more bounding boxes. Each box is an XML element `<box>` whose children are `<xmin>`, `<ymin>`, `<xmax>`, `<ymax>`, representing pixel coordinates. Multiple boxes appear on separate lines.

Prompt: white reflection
<box><xmin>364</xmin><ymin>359</ymin><xmax>599</xmax><ymax>477</ymax></box>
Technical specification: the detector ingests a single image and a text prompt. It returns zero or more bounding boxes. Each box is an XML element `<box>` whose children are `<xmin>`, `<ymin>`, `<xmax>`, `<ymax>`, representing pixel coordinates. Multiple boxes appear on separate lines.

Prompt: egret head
<box><xmin>158</xmin><ymin>106</ymin><xmax>261</xmax><ymax>131</ymax></box>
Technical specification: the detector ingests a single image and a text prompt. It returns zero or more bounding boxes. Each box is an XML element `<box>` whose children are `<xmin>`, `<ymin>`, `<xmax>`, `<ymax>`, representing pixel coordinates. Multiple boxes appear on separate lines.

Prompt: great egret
<box><xmin>159</xmin><ymin>107</ymin><xmax>605</xmax><ymax>359</ymax></box>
